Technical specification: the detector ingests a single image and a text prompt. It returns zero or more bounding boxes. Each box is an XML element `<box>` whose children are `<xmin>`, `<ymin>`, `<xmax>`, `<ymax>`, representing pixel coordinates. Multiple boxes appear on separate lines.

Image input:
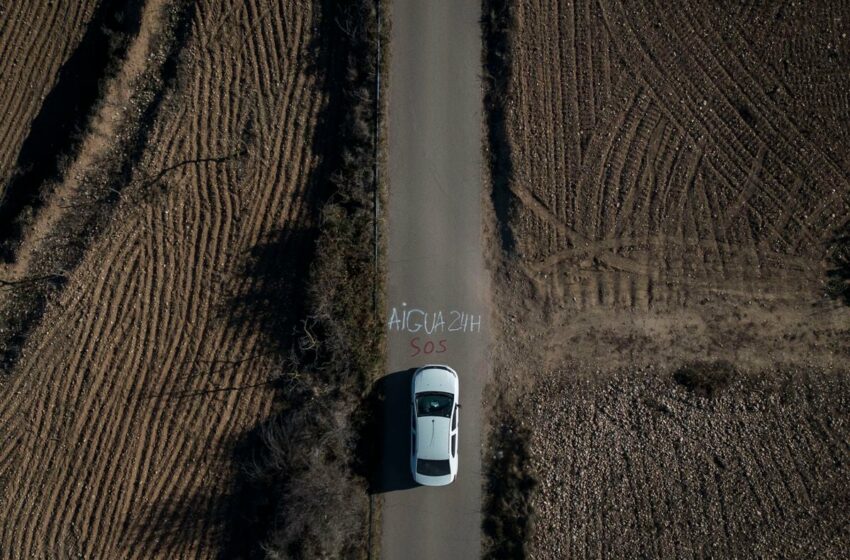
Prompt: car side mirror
<box><xmin>456</xmin><ymin>403</ymin><xmax>461</xmax><ymax>409</ymax></box>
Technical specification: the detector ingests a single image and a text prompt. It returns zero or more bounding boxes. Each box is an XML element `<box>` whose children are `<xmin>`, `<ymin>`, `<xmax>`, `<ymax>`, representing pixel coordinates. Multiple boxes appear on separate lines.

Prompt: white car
<box><xmin>410</xmin><ymin>364</ymin><xmax>460</xmax><ymax>486</ymax></box>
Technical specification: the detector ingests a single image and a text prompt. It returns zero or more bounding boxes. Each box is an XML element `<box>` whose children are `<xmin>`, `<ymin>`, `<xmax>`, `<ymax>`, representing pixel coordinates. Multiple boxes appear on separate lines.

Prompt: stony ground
<box><xmin>522</xmin><ymin>366</ymin><xmax>849</xmax><ymax>558</ymax></box>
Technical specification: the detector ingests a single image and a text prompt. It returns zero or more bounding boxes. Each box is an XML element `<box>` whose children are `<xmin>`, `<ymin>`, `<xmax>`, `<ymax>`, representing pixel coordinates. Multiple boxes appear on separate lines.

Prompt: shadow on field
<box><xmin>482</xmin><ymin>0</ymin><xmax>516</xmax><ymax>254</ymax></box>
<box><xmin>217</xmin><ymin>420</ymin><xmax>284</xmax><ymax>559</ymax></box>
<box><xmin>129</xmin><ymin>489</ymin><xmax>224</xmax><ymax>558</ymax></box>
<box><xmin>368</xmin><ymin>368</ymin><xmax>418</xmax><ymax>493</ymax></box>
<box><xmin>129</xmin><ymin>224</ymin><xmax>315</xmax><ymax>558</ymax></box>
<box><xmin>129</xmin><ymin>415</ymin><xmax>302</xmax><ymax>559</ymax></box>
<box><xmin>131</xmin><ymin>0</ymin><xmax>380</xmax><ymax>555</ymax></box>
<box><xmin>826</xmin><ymin>220</ymin><xmax>850</xmax><ymax>305</ymax></box>
<box><xmin>225</xmin><ymin>228</ymin><xmax>314</xmax><ymax>356</ymax></box>
<box><xmin>0</xmin><ymin>0</ymin><xmax>144</xmax><ymax>262</ymax></box>
<box><xmin>217</xmin><ymin>225</ymin><xmax>319</xmax><ymax>559</ymax></box>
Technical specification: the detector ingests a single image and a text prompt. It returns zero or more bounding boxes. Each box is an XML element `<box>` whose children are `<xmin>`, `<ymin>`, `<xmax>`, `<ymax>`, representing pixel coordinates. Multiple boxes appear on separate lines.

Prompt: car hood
<box><xmin>413</xmin><ymin>367</ymin><xmax>458</xmax><ymax>396</ymax></box>
<box><xmin>415</xmin><ymin>416</ymin><xmax>451</xmax><ymax>460</ymax></box>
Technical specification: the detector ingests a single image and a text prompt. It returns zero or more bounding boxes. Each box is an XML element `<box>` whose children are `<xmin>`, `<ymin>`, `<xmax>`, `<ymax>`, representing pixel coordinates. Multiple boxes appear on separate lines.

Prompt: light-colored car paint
<box><xmin>415</xmin><ymin>417</ymin><xmax>452</xmax><ymax>460</ymax></box>
<box><xmin>411</xmin><ymin>365</ymin><xmax>460</xmax><ymax>486</ymax></box>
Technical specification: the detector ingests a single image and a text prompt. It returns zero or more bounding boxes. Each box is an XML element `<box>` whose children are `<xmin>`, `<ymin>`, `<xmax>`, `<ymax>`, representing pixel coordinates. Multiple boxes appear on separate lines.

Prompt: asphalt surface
<box><xmin>380</xmin><ymin>0</ymin><xmax>488</xmax><ymax>558</ymax></box>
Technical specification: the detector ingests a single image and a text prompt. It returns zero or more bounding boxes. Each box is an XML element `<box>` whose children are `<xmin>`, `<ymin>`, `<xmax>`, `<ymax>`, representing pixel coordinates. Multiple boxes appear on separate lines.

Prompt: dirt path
<box><xmin>381</xmin><ymin>0</ymin><xmax>489</xmax><ymax>558</ymax></box>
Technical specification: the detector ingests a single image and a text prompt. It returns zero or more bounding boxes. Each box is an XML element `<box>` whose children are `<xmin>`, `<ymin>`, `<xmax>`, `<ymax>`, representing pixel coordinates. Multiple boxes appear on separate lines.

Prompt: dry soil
<box><xmin>0</xmin><ymin>0</ymin><xmax>328</xmax><ymax>557</ymax></box>
<box><xmin>489</xmin><ymin>0</ymin><xmax>850</xmax><ymax>557</ymax></box>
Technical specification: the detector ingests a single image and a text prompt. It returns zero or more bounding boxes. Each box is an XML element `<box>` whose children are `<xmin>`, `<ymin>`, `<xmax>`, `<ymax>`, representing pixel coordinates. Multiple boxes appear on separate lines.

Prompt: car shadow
<box><xmin>367</xmin><ymin>368</ymin><xmax>419</xmax><ymax>493</ymax></box>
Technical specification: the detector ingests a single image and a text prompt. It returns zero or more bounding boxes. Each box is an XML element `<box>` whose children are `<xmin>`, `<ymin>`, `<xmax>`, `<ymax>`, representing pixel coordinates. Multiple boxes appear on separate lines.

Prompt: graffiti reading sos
<box><xmin>409</xmin><ymin>337</ymin><xmax>447</xmax><ymax>357</ymax></box>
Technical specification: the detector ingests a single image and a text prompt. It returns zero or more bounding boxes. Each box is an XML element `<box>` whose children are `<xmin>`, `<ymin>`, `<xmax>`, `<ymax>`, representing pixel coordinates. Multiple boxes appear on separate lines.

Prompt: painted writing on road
<box><xmin>387</xmin><ymin>304</ymin><xmax>482</xmax><ymax>334</ymax></box>
<box><xmin>409</xmin><ymin>337</ymin><xmax>446</xmax><ymax>357</ymax></box>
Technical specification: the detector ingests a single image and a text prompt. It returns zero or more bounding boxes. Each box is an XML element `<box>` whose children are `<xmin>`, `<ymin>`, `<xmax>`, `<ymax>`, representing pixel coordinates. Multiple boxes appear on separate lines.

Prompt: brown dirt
<box><xmin>0</xmin><ymin>0</ymin><xmax>328</xmax><ymax>557</ymax></box>
<box><xmin>522</xmin><ymin>366</ymin><xmax>850</xmax><ymax>559</ymax></box>
<box><xmin>487</xmin><ymin>0</ymin><xmax>850</xmax><ymax>557</ymax></box>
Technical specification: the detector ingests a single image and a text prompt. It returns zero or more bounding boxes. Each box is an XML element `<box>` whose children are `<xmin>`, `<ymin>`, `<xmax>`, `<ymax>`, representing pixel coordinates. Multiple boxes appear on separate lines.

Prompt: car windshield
<box><xmin>416</xmin><ymin>392</ymin><xmax>453</xmax><ymax>418</ymax></box>
<box><xmin>417</xmin><ymin>458</ymin><xmax>451</xmax><ymax>476</ymax></box>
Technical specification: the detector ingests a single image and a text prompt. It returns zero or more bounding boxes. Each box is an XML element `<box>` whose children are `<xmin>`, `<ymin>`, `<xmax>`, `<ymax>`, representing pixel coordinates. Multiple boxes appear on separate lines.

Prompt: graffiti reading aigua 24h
<box><xmin>387</xmin><ymin>303</ymin><xmax>482</xmax><ymax>357</ymax></box>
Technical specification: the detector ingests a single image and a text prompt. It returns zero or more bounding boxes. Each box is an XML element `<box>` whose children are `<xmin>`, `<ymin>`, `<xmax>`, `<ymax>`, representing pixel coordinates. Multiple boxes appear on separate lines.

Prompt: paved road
<box><xmin>380</xmin><ymin>0</ymin><xmax>488</xmax><ymax>559</ymax></box>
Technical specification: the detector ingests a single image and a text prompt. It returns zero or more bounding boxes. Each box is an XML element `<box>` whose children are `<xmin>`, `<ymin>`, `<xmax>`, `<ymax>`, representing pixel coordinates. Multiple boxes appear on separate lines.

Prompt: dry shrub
<box><xmin>254</xmin><ymin>392</ymin><xmax>368</xmax><ymax>560</ymax></box>
<box><xmin>256</xmin><ymin>0</ymin><xmax>384</xmax><ymax>558</ymax></box>
<box><xmin>673</xmin><ymin>361</ymin><xmax>736</xmax><ymax>398</ymax></box>
<box><xmin>482</xmin><ymin>408</ymin><xmax>536</xmax><ymax>560</ymax></box>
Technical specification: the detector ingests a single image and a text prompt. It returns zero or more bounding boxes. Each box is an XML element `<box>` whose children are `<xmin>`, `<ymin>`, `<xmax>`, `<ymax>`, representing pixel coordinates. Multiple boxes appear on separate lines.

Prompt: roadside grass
<box><xmin>241</xmin><ymin>1</ymin><xmax>387</xmax><ymax>558</ymax></box>
<box><xmin>481</xmin><ymin>0</ymin><xmax>536</xmax><ymax>557</ymax></box>
<box><xmin>482</xmin><ymin>403</ymin><xmax>537</xmax><ymax>560</ymax></box>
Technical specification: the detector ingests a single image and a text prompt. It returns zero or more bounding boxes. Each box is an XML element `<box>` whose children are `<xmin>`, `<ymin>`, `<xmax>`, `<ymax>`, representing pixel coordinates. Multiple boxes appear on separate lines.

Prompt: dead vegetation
<box><xmin>482</xmin><ymin>394</ymin><xmax>536</xmax><ymax>560</ymax></box>
<box><xmin>220</xmin><ymin>0</ymin><xmax>385</xmax><ymax>557</ymax></box>
<box><xmin>481</xmin><ymin>3</ymin><xmax>536</xmax><ymax>558</ymax></box>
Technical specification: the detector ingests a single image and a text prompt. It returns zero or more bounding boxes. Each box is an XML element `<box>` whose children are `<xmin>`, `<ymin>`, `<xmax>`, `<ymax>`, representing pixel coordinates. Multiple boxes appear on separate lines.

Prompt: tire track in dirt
<box><xmin>505</xmin><ymin>0</ymin><xmax>842</xmax><ymax>312</ymax></box>
<box><xmin>487</xmin><ymin>3</ymin><xmax>850</xmax><ymax>556</ymax></box>
<box><xmin>0</xmin><ymin>0</ymin><xmax>327</xmax><ymax>557</ymax></box>
<box><xmin>606</xmin><ymin>1</ymin><xmax>847</xmax><ymax>250</ymax></box>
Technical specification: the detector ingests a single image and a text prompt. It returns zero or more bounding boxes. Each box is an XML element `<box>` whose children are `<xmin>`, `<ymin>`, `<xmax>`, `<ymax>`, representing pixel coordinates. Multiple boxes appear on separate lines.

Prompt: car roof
<box><xmin>416</xmin><ymin>416</ymin><xmax>452</xmax><ymax>460</ymax></box>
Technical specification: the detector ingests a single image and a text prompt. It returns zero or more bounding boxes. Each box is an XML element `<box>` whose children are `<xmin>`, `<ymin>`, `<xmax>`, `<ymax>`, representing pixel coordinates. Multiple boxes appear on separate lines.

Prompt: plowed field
<box><xmin>487</xmin><ymin>0</ymin><xmax>850</xmax><ymax>557</ymax></box>
<box><xmin>0</xmin><ymin>0</ymin><xmax>327</xmax><ymax>557</ymax></box>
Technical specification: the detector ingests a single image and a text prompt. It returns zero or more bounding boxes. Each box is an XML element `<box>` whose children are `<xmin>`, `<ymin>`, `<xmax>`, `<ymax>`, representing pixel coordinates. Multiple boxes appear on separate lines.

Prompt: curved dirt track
<box><xmin>0</xmin><ymin>1</ymin><xmax>326</xmax><ymax>557</ymax></box>
<box><xmin>0</xmin><ymin>1</ymin><xmax>96</xmax><ymax>191</ymax></box>
<box><xmin>505</xmin><ymin>0</ymin><xmax>850</xmax><ymax>310</ymax></box>
<box><xmin>486</xmin><ymin>0</ymin><xmax>850</xmax><ymax>557</ymax></box>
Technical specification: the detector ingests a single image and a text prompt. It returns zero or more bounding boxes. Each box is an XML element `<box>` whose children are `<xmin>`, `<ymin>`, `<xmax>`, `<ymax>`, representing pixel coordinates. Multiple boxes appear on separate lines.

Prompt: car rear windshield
<box><xmin>416</xmin><ymin>392</ymin><xmax>453</xmax><ymax>418</ymax></box>
<box><xmin>417</xmin><ymin>459</ymin><xmax>451</xmax><ymax>476</ymax></box>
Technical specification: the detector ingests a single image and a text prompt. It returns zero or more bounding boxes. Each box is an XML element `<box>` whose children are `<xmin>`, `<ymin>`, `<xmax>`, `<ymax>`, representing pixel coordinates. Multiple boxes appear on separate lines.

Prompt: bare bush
<box><xmin>252</xmin><ymin>392</ymin><xmax>368</xmax><ymax>560</ymax></box>
<box><xmin>253</xmin><ymin>0</ymin><xmax>385</xmax><ymax>558</ymax></box>
<box><xmin>673</xmin><ymin>361</ymin><xmax>736</xmax><ymax>398</ymax></box>
<box><xmin>482</xmin><ymin>403</ymin><xmax>537</xmax><ymax>560</ymax></box>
